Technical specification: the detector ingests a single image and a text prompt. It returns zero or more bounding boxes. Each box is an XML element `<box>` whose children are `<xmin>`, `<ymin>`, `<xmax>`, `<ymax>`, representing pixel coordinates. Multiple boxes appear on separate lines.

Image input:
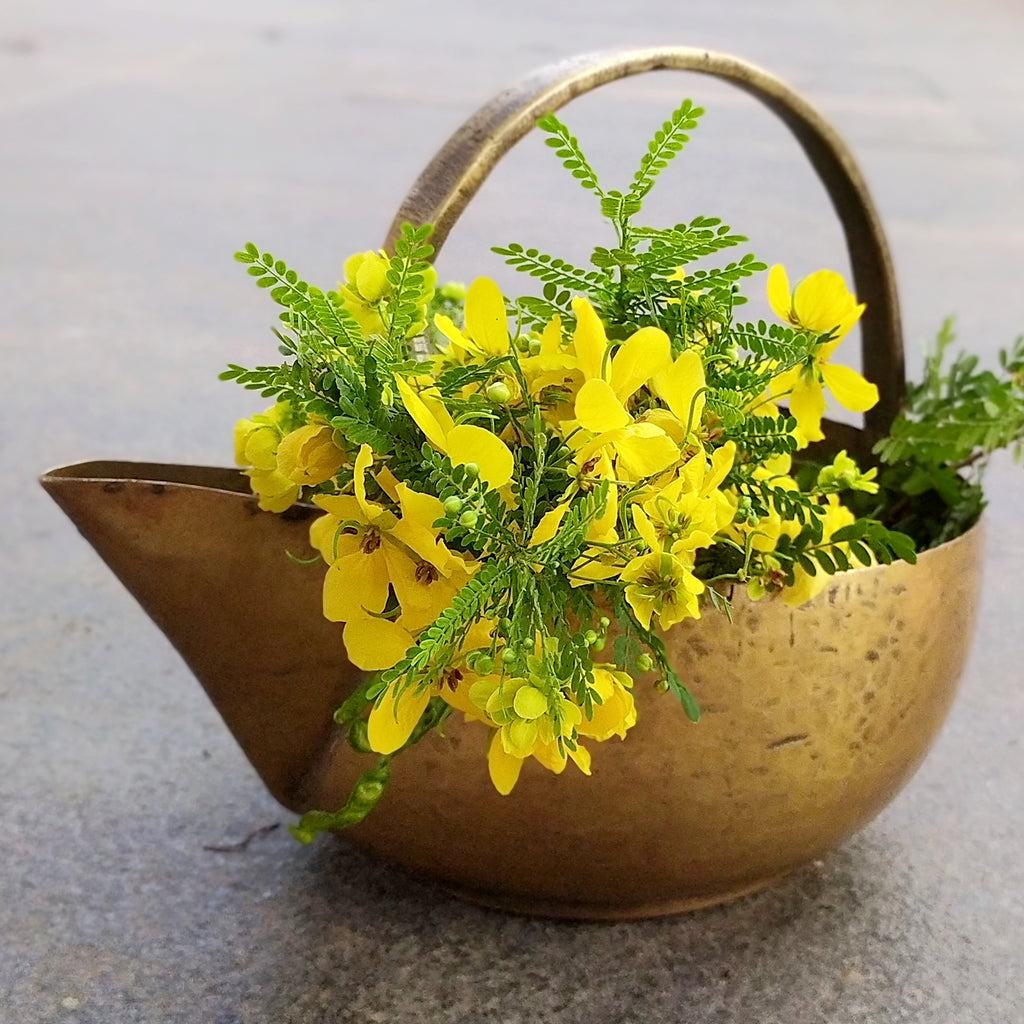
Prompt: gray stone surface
<box><xmin>3</xmin><ymin>1</ymin><xmax>1023</xmax><ymax>1021</ymax></box>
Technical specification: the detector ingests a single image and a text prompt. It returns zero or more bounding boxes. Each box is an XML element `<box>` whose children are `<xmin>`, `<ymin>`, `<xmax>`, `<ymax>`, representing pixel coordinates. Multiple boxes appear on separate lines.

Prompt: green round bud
<box><xmin>527</xmin><ymin>338</ymin><xmax>542</xmax><ymax>356</ymax></box>
<box><xmin>599</xmin><ymin>616</ymin><xmax>611</xmax><ymax>630</ymax></box>
<box><xmin>459</xmin><ymin>509</ymin><xmax>479</xmax><ymax>529</ymax></box>
<box><xmin>461</xmin><ymin>462</ymin><xmax>479</xmax><ymax>482</ymax></box>
<box><xmin>501</xmin><ymin>647</ymin><xmax>519</xmax><ymax>665</ymax></box>
<box><xmin>636</xmin><ymin>653</ymin><xmax>655</xmax><ymax>673</ymax></box>
<box><xmin>584</xmin><ymin>630</ymin><xmax>598</xmax><ymax>646</ymax></box>
<box><xmin>654</xmin><ymin>678</ymin><xmax>670</xmax><ymax>692</ymax></box>
<box><xmin>474</xmin><ymin>655</ymin><xmax>495</xmax><ymax>674</ymax></box>
<box><xmin>443</xmin><ymin>495</ymin><xmax>463</xmax><ymax>516</ymax></box>
<box><xmin>486</xmin><ymin>380</ymin><xmax>512</xmax><ymax>404</ymax></box>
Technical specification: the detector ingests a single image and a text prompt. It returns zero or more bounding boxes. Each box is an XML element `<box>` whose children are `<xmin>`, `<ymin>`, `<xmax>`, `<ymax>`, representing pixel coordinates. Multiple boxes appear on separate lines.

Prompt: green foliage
<box><xmin>537</xmin><ymin>112</ymin><xmax>604</xmax><ymax>196</ymax></box>
<box><xmin>385</xmin><ymin>223</ymin><xmax>435</xmax><ymax>345</ymax></box>
<box><xmin>627</xmin><ymin>99</ymin><xmax>704</xmax><ymax>201</ymax></box>
<box><xmin>872</xmin><ymin>321</ymin><xmax>1024</xmax><ymax>546</ymax></box>
<box><xmin>491</xmin><ymin>243</ymin><xmax>611</xmax><ymax>295</ymax></box>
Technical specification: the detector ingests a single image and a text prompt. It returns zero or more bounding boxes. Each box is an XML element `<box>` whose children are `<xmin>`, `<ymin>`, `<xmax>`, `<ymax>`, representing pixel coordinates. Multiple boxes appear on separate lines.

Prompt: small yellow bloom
<box><xmin>275</xmin><ymin>422</ymin><xmax>346</xmax><ymax>487</ymax></box>
<box><xmin>620</xmin><ymin>548</ymin><xmax>704</xmax><ymax>629</ymax></box>
<box><xmin>466</xmin><ymin>674</ymin><xmax>592</xmax><ymax>795</ymax></box>
<box><xmin>580</xmin><ymin>668</ymin><xmax>637</xmax><ymax>741</ymax></box>
<box><xmin>339</xmin><ymin>249</ymin><xmax>436</xmax><ymax>339</ymax></box>
<box><xmin>767</xmin><ymin>265</ymin><xmax>879</xmax><ymax>443</ymax></box>
<box><xmin>312</xmin><ymin>446</ymin><xmax>461</xmax><ymax>624</ymax></box>
<box><xmin>394</xmin><ymin>374</ymin><xmax>515</xmax><ymax>490</ymax></box>
<box><xmin>434</xmin><ymin>276</ymin><xmax>510</xmax><ymax>359</ymax></box>
<box><xmin>234</xmin><ymin>402</ymin><xmax>303</xmax><ymax>512</ymax></box>
<box><xmin>365</xmin><ymin>620</ymin><xmax>496</xmax><ymax>754</ymax></box>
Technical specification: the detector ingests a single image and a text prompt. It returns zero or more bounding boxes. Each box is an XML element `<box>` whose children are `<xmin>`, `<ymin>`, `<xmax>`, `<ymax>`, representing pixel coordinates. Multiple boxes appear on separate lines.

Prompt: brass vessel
<box><xmin>41</xmin><ymin>49</ymin><xmax>983</xmax><ymax>919</ymax></box>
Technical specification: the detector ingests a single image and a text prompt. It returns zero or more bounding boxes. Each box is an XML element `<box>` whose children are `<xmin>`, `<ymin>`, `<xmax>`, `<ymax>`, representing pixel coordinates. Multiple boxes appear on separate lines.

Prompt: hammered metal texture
<box><xmin>41</xmin><ymin>463</ymin><xmax>982</xmax><ymax>919</ymax></box>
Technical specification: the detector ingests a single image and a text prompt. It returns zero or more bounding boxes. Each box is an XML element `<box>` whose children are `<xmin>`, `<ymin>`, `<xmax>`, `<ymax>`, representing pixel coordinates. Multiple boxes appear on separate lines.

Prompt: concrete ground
<box><xmin>3</xmin><ymin>1</ymin><xmax>1023</xmax><ymax>1021</ymax></box>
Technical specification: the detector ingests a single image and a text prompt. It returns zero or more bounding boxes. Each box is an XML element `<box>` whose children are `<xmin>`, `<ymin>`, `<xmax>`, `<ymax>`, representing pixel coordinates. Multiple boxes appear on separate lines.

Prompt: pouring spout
<box><xmin>40</xmin><ymin>461</ymin><xmax>358</xmax><ymax>812</ymax></box>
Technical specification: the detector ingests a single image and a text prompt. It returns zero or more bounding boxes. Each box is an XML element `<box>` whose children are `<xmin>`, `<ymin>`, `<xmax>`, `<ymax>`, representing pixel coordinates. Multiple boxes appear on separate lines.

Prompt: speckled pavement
<box><xmin>3</xmin><ymin>1</ymin><xmax>1023</xmax><ymax>1021</ymax></box>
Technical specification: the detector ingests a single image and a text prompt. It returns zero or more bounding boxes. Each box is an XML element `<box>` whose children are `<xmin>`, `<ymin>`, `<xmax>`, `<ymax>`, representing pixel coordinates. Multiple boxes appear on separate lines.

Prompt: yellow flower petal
<box><xmin>575</xmin><ymin>378</ymin><xmax>631</xmax><ymax>432</ymax></box>
<box><xmin>246</xmin><ymin>469</ymin><xmax>300</xmax><ymax>512</ymax></box>
<box><xmin>323</xmin><ymin>548</ymin><xmax>390</xmax><ymax>621</ymax></box>
<box><xmin>770</xmin><ymin>364</ymin><xmax>801</xmax><ymax>398</ymax></box>
<box><xmin>652</xmin><ymin>349</ymin><xmax>706</xmax><ymax>426</ymax></box>
<box><xmin>766</xmin><ymin>264</ymin><xmax>793</xmax><ymax>322</ymax></box>
<box><xmin>343</xmin><ymin>614</ymin><xmax>414</xmax><ymax>671</ymax></box>
<box><xmin>464</xmin><ymin>277</ymin><xmax>510</xmax><ymax>356</ymax></box>
<box><xmin>792</xmin><ymin>269</ymin><xmax>864</xmax><ymax>337</ymax></box>
<box><xmin>612</xmin><ymin>424</ymin><xmax>679</xmax><ymax>480</ymax></box>
<box><xmin>512</xmin><ymin>685</ymin><xmax>548</xmax><ymax>721</ymax></box>
<box><xmin>631</xmin><ymin>505</ymin><xmax>661</xmax><ymax>552</ymax></box>
<box><xmin>567</xmin><ymin>742</ymin><xmax>592</xmax><ymax>776</ymax></box>
<box><xmin>355</xmin><ymin>251</ymin><xmax>389</xmax><ymax>302</ymax></box>
<box><xmin>529</xmin><ymin>503</ymin><xmax>570</xmax><ymax>546</ymax></box>
<box><xmin>788</xmin><ymin>377</ymin><xmax>827</xmax><ymax>443</ymax></box>
<box><xmin>433</xmin><ymin>312</ymin><xmax>465</xmax><ymax>350</ymax></box>
<box><xmin>445</xmin><ymin>423</ymin><xmax>514</xmax><ymax>490</ymax></box>
<box><xmin>703</xmin><ymin>441</ymin><xmax>737</xmax><ymax>495</ymax></box>
<box><xmin>609</xmin><ymin>327</ymin><xmax>671</xmax><ymax>401</ymax></box>
<box><xmin>394</xmin><ymin>376</ymin><xmax>456</xmax><ymax>449</ymax></box>
<box><xmin>571</xmin><ymin>296</ymin><xmax>609</xmax><ymax>382</ymax></box>
<box><xmin>487</xmin><ymin>730</ymin><xmax>524</xmax><ymax>795</ymax></box>
<box><xmin>820</xmin><ymin>362</ymin><xmax>880</xmax><ymax>413</ymax></box>
<box><xmin>310</xmin><ymin>516</ymin><xmax>360</xmax><ymax>562</ymax></box>
<box><xmin>368</xmin><ymin>683</ymin><xmax>432</xmax><ymax>754</ymax></box>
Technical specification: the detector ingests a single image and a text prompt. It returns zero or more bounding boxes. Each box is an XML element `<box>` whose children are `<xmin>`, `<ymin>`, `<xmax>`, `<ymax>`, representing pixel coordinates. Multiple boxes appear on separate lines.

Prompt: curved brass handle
<box><xmin>384</xmin><ymin>47</ymin><xmax>904</xmax><ymax>444</ymax></box>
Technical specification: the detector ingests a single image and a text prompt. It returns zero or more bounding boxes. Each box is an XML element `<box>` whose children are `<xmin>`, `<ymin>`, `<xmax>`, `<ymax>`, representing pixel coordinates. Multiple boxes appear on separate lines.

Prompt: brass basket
<box><xmin>42</xmin><ymin>48</ymin><xmax>982</xmax><ymax>920</ymax></box>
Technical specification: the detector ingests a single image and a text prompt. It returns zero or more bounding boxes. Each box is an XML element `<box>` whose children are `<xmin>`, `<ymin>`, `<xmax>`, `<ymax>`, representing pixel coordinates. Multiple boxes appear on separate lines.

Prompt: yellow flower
<box><xmin>275</xmin><ymin>422</ymin><xmax>346</xmax><ymax>487</ymax></box>
<box><xmin>620</xmin><ymin>548</ymin><xmax>704</xmax><ymax>630</ymax></box>
<box><xmin>234</xmin><ymin>402</ymin><xmax>302</xmax><ymax>512</ymax></box>
<box><xmin>767</xmin><ymin>265</ymin><xmax>879</xmax><ymax>442</ymax></box>
<box><xmin>568</xmin><ymin>297</ymin><xmax>711</xmax><ymax>480</ymax></box>
<box><xmin>365</xmin><ymin>619</ymin><xmax>494</xmax><ymax>754</ymax></box>
<box><xmin>580</xmin><ymin>667</ymin><xmax>637</xmax><ymax>741</ymax></box>
<box><xmin>635</xmin><ymin>441</ymin><xmax>737</xmax><ymax>554</ymax></box>
<box><xmin>311</xmin><ymin>445</ymin><xmax>461</xmax><ymax>624</ymax></box>
<box><xmin>394</xmin><ymin>374</ymin><xmax>514</xmax><ymax>490</ymax></box>
<box><xmin>338</xmin><ymin>250</ymin><xmax>391</xmax><ymax>336</ymax></box>
<box><xmin>467</xmin><ymin>675</ymin><xmax>592</xmax><ymax>795</ymax></box>
<box><xmin>433</xmin><ymin>276</ymin><xmax>510</xmax><ymax>359</ymax></box>
<box><xmin>338</xmin><ymin>249</ymin><xmax>436</xmax><ymax>339</ymax></box>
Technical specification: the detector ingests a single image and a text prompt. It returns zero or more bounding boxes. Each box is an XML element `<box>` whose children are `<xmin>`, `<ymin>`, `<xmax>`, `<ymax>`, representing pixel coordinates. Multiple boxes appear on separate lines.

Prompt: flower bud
<box><xmin>459</xmin><ymin>509</ymin><xmax>479</xmax><ymax>529</ymax></box>
<box><xmin>443</xmin><ymin>495</ymin><xmax>464</xmax><ymax>516</ymax></box>
<box><xmin>486</xmin><ymin>380</ymin><xmax>512</xmax><ymax>405</ymax></box>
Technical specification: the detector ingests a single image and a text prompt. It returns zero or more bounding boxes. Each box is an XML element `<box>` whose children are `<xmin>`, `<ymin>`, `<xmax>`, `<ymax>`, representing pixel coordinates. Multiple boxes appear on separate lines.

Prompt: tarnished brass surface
<box><xmin>41</xmin><ymin>462</ymin><xmax>983</xmax><ymax>919</ymax></box>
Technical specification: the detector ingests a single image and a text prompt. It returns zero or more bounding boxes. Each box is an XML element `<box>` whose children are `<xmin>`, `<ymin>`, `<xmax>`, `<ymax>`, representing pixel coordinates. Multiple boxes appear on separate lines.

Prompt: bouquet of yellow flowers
<box><xmin>225</xmin><ymin>99</ymin><xmax>1023</xmax><ymax>841</ymax></box>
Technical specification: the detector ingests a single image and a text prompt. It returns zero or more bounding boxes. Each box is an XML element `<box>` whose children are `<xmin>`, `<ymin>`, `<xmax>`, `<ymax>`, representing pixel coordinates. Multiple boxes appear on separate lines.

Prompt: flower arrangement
<box><xmin>224</xmin><ymin>99</ymin><xmax>1024</xmax><ymax>842</ymax></box>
